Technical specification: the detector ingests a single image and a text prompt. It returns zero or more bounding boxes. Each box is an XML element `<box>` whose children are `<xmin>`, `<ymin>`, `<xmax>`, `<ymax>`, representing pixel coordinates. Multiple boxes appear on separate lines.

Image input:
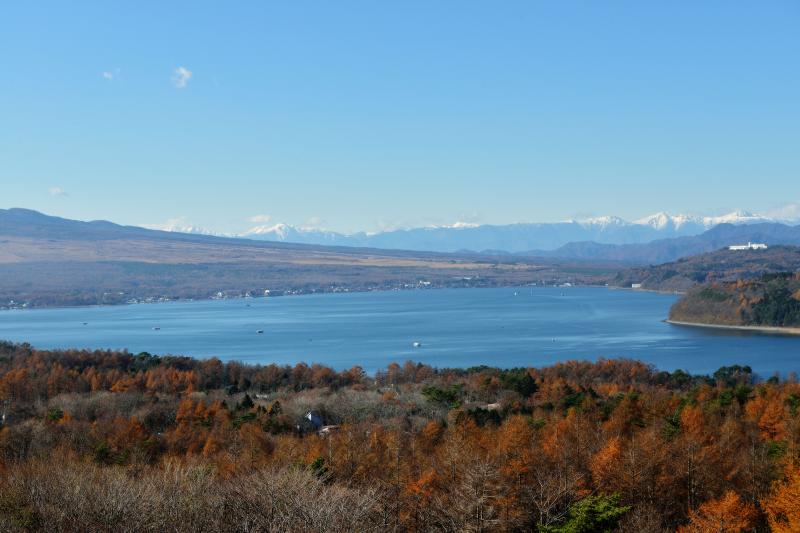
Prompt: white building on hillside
<box><xmin>728</xmin><ymin>242</ymin><xmax>768</xmax><ymax>251</ymax></box>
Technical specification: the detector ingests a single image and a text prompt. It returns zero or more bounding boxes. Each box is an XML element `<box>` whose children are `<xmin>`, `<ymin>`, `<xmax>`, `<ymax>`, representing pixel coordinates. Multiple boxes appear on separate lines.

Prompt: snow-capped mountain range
<box><xmin>147</xmin><ymin>209</ymin><xmax>800</xmax><ymax>254</ymax></box>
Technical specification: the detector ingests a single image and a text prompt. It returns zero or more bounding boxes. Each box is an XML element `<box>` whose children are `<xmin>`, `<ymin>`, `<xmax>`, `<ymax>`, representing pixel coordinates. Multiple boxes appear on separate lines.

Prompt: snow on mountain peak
<box><xmin>634</xmin><ymin>212</ymin><xmax>705</xmax><ymax>230</ymax></box>
<box><xmin>142</xmin><ymin>217</ymin><xmax>221</xmax><ymax>236</ymax></box>
<box><xmin>448</xmin><ymin>221</ymin><xmax>480</xmax><ymax>229</ymax></box>
<box><xmin>575</xmin><ymin>215</ymin><xmax>629</xmax><ymax>228</ymax></box>
<box><xmin>703</xmin><ymin>210</ymin><xmax>769</xmax><ymax>226</ymax></box>
<box><xmin>145</xmin><ymin>204</ymin><xmax>799</xmax><ymax>253</ymax></box>
<box><xmin>635</xmin><ymin>212</ymin><xmax>672</xmax><ymax>229</ymax></box>
<box><xmin>243</xmin><ymin>223</ymin><xmax>292</xmax><ymax>239</ymax></box>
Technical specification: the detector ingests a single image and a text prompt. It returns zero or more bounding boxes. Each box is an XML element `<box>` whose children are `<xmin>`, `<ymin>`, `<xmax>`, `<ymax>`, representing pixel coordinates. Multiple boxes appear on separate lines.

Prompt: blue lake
<box><xmin>0</xmin><ymin>287</ymin><xmax>798</xmax><ymax>376</ymax></box>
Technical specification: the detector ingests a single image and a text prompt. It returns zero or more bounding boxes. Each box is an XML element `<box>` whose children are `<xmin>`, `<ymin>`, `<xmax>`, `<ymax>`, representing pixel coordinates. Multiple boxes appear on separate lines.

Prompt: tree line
<box><xmin>0</xmin><ymin>341</ymin><xmax>799</xmax><ymax>531</ymax></box>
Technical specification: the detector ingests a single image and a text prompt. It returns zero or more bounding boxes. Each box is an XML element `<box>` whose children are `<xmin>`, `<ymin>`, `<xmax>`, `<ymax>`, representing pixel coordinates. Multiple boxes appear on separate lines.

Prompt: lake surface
<box><xmin>1</xmin><ymin>287</ymin><xmax>798</xmax><ymax>376</ymax></box>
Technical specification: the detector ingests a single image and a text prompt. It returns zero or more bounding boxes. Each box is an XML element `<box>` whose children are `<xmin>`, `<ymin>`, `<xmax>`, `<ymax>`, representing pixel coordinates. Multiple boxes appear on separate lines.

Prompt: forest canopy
<box><xmin>0</xmin><ymin>342</ymin><xmax>799</xmax><ymax>531</ymax></box>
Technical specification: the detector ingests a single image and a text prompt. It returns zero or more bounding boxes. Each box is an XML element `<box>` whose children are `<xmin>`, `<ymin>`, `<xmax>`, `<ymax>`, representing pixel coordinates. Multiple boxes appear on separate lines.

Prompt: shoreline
<box><xmin>609</xmin><ymin>286</ymin><xmax>687</xmax><ymax>296</ymax></box>
<box><xmin>666</xmin><ymin>319</ymin><xmax>800</xmax><ymax>336</ymax></box>
<box><xmin>0</xmin><ymin>283</ymin><xmax>611</xmax><ymax>312</ymax></box>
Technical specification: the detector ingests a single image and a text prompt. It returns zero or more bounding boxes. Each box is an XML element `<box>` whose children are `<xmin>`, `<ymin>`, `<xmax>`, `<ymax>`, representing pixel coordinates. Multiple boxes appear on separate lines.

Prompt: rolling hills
<box><xmin>0</xmin><ymin>209</ymin><xmax>616</xmax><ymax>307</ymax></box>
<box><xmin>613</xmin><ymin>245</ymin><xmax>800</xmax><ymax>291</ymax></box>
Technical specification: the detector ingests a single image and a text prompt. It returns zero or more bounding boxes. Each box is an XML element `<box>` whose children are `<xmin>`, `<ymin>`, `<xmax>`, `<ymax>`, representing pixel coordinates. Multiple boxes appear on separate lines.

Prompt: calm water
<box><xmin>1</xmin><ymin>287</ymin><xmax>798</xmax><ymax>376</ymax></box>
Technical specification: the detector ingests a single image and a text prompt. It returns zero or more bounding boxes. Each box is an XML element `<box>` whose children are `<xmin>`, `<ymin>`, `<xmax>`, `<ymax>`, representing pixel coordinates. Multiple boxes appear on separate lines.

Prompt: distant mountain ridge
<box><xmin>234</xmin><ymin>210</ymin><xmax>795</xmax><ymax>253</ymax></box>
<box><xmin>0</xmin><ymin>207</ymin><xmax>484</xmax><ymax>256</ymax></box>
<box><xmin>3</xmin><ymin>207</ymin><xmax>800</xmax><ymax>307</ymax></box>
<box><xmin>5</xmin><ymin>207</ymin><xmax>800</xmax><ymax>266</ymax></box>
<box><xmin>1</xmin><ymin>208</ymin><xmax>618</xmax><ymax>308</ymax></box>
<box><xmin>535</xmin><ymin>222</ymin><xmax>800</xmax><ymax>264</ymax></box>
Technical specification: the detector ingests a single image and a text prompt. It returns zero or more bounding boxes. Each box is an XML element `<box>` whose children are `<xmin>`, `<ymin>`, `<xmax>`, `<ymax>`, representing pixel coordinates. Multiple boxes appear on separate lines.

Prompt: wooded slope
<box><xmin>669</xmin><ymin>273</ymin><xmax>800</xmax><ymax>327</ymax></box>
<box><xmin>1</xmin><ymin>342</ymin><xmax>799</xmax><ymax>531</ymax></box>
<box><xmin>616</xmin><ymin>246</ymin><xmax>800</xmax><ymax>292</ymax></box>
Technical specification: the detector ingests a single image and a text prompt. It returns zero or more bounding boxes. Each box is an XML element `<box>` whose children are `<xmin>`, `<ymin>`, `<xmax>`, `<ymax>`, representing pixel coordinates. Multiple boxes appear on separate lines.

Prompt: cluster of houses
<box><xmin>1</xmin><ymin>300</ymin><xmax>28</xmax><ymax>310</ymax></box>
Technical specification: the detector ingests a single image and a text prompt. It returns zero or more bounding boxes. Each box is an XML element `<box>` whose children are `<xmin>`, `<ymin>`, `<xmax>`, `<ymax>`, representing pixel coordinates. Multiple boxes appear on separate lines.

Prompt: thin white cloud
<box><xmin>101</xmin><ymin>68</ymin><xmax>120</xmax><ymax>81</ymax></box>
<box><xmin>248</xmin><ymin>214</ymin><xmax>272</xmax><ymax>223</ymax></box>
<box><xmin>49</xmin><ymin>187</ymin><xmax>67</xmax><ymax>197</ymax></box>
<box><xmin>172</xmin><ymin>66</ymin><xmax>193</xmax><ymax>89</ymax></box>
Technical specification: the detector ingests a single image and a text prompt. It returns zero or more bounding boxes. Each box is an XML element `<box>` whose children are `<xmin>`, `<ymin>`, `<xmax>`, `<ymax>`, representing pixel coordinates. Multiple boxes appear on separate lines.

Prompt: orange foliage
<box><xmin>746</xmin><ymin>388</ymin><xmax>787</xmax><ymax>440</ymax></box>
<box><xmin>680</xmin><ymin>405</ymin><xmax>713</xmax><ymax>445</ymax></box>
<box><xmin>4</xmin><ymin>346</ymin><xmax>800</xmax><ymax>530</ymax></box>
<box><xmin>590</xmin><ymin>436</ymin><xmax>622</xmax><ymax>489</ymax></box>
<box><xmin>406</xmin><ymin>468</ymin><xmax>438</xmax><ymax>499</ymax></box>
<box><xmin>763</xmin><ymin>468</ymin><xmax>800</xmax><ymax>533</ymax></box>
<box><xmin>678</xmin><ymin>491</ymin><xmax>756</xmax><ymax>533</ymax></box>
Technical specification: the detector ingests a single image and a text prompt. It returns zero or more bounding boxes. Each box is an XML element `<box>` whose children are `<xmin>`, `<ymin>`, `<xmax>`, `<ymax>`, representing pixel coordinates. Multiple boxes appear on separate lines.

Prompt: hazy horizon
<box><xmin>3</xmin><ymin>203</ymin><xmax>800</xmax><ymax>238</ymax></box>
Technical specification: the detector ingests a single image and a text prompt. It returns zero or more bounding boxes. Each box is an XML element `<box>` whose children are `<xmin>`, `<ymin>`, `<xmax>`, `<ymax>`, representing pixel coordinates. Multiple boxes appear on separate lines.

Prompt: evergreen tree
<box><xmin>540</xmin><ymin>494</ymin><xmax>630</xmax><ymax>533</ymax></box>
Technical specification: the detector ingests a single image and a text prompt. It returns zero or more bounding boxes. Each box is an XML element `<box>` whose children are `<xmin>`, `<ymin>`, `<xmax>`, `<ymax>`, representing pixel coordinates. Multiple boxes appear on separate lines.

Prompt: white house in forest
<box><xmin>728</xmin><ymin>242</ymin><xmax>768</xmax><ymax>251</ymax></box>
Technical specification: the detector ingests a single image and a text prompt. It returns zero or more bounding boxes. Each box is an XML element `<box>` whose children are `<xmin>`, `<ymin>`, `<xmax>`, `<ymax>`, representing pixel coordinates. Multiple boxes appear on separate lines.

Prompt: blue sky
<box><xmin>1</xmin><ymin>1</ymin><xmax>798</xmax><ymax>234</ymax></box>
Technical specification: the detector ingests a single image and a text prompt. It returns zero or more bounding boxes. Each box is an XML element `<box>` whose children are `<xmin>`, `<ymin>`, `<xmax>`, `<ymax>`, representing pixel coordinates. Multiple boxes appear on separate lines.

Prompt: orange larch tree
<box><xmin>763</xmin><ymin>468</ymin><xmax>800</xmax><ymax>533</ymax></box>
<box><xmin>678</xmin><ymin>490</ymin><xmax>756</xmax><ymax>533</ymax></box>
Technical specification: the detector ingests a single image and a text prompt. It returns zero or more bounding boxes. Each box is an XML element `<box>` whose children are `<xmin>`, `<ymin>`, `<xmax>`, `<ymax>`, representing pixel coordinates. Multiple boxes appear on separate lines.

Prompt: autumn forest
<box><xmin>0</xmin><ymin>341</ymin><xmax>798</xmax><ymax>532</ymax></box>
